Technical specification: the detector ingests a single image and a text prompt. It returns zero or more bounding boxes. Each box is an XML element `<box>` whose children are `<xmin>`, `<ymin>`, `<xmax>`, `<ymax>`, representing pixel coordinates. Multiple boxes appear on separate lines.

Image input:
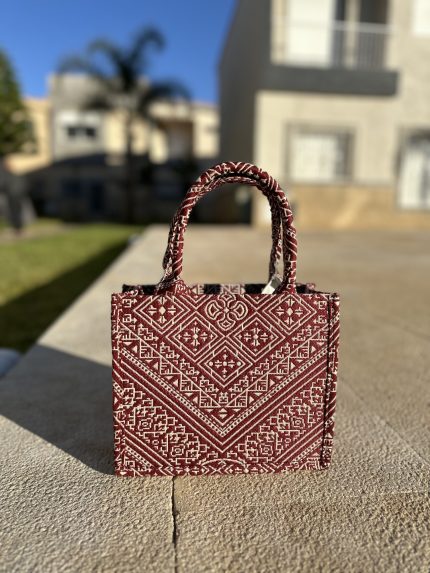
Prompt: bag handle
<box><xmin>156</xmin><ymin>162</ymin><xmax>297</xmax><ymax>293</ymax></box>
<box><xmin>162</xmin><ymin>181</ymin><xmax>284</xmax><ymax>282</ymax></box>
<box><xmin>159</xmin><ymin>162</ymin><xmax>294</xmax><ymax>291</ymax></box>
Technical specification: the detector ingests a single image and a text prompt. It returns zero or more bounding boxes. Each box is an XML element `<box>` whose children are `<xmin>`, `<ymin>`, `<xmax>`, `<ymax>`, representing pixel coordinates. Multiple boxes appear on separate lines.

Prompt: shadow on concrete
<box><xmin>0</xmin><ymin>344</ymin><xmax>114</xmax><ymax>475</ymax></box>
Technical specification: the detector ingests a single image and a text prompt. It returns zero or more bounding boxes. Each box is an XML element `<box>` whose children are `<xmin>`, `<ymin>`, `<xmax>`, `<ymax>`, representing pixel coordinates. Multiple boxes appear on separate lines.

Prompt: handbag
<box><xmin>111</xmin><ymin>162</ymin><xmax>340</xmax><ymax>476</ymax></box>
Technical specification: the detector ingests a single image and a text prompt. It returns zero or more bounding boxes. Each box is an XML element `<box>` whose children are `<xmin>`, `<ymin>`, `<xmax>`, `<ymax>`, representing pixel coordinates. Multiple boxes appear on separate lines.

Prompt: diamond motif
<box><xmin>237</xmin><ymin>317</ymin><xmax>275</xmax><ymax>358</ymax></box>
<box><xmin>171</xmin><ymin>316</ymin><xmax>215</xmax><ymax>355</ymax></box>
<box><xmin>268</xmin><ymin>294</ymin><xmax>316</xmax><ymax>334</ymax></box>
<box><xmin>133</xmin><ymin>295</ymin><xmax>179</xmax><ymax>326</ymax></box>
<box><xmin>202</xmin><ymin>342</ymin><xmax>249</xmax><ymax>387</ymax></box>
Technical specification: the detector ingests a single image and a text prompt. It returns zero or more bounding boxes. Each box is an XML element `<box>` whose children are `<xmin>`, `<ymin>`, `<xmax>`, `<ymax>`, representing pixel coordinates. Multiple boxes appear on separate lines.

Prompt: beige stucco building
<box><xmin>7</xmin><ymin>75</ymin><xmax>218</xmax><ymax>222</ymax></box>
<box><xmin>7</xmin><ymin>98</ymin><xmax>52</xmax><ymax>175</ymax></box>
<box><xmin>220</xmin><ymin>0</ymin><xmax>430</xmax><ymax>229</ymax></box>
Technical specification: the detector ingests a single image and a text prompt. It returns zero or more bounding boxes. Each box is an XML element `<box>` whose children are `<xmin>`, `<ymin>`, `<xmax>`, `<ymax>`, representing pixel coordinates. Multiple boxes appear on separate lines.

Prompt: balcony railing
<box><xmin>282</xmin><ymin>20</ymin><xmax>392</xmax><ymax>71</ymax></box>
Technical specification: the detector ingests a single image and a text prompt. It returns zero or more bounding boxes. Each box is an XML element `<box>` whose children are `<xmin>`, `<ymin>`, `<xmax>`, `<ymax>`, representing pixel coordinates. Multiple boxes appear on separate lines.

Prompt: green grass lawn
<box><xmin>0</xmin><ymin>223</ymin><xmax>141</xmax><ymax>352</ymax></box>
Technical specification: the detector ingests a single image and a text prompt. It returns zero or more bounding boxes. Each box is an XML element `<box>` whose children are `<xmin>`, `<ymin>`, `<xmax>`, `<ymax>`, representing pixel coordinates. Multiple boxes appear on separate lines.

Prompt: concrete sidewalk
<box><xmin>1</xmin><ymin>225</ymin><xmax>429</xmax><ymax>572</ymax></box>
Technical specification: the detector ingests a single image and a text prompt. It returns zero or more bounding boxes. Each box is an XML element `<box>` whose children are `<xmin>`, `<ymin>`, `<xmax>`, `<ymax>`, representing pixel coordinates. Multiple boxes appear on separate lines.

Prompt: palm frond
<box><xmin>137</xmin><ymin>80</ymin><xmax>191</xmax><ymax>118</ymax></box>
<box><xmin>87</xmin><ymin>40</ymin><xmax>123</xmax><ymax>68</ymax></box>
<box><xmin>128</xmin><ymin>27</ymin><xmax>165</xmax><ymax>74</ymax></box>
<box><xmin>57</xmin><ymin>56</ymin><xmax>111</xmax><ymax>88</ymax></box>
<box><xmin>89</xmin><ymin>39</ymin><xmax>143</xmax><ymax>93</ymax></box>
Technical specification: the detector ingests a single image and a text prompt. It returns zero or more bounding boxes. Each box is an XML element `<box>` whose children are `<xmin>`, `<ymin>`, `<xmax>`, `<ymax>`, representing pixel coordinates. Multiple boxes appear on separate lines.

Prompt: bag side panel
<box><xmin>320</xmin><ymin>294</ymin><xmax>340</xmax><ymax>469</ymax></box>
<box><xmin>111</xmin><ymin>294</ymin><xmax>126</xmax><ymax>476</ymax></box>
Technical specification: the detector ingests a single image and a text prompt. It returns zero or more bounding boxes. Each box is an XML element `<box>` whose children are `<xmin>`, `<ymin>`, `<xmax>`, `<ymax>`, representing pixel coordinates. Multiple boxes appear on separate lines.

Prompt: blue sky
<box><xmin>0</xmin><ymin>0</ymin><xmax>236</xmax><ymax>103</ymax></box>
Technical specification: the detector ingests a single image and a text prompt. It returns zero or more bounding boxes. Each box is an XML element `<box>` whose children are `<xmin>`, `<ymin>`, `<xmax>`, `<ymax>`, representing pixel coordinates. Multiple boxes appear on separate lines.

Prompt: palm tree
<box><xmin>58</xmin><ymin>27</ymin><xmax>190</xmax><ymax>222</ymax></box>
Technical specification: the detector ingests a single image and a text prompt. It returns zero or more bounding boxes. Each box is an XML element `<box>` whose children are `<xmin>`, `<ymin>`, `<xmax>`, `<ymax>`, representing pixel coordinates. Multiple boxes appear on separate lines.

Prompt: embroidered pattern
<box><xmin>112</xmin><ymin>286</ymin><xmax>339</xmax><ymax>476</ymax></box>
<box><xmin>111</xmin><ymin>161</ymin><xmax>340</xmax><ymax>477</ymax></box>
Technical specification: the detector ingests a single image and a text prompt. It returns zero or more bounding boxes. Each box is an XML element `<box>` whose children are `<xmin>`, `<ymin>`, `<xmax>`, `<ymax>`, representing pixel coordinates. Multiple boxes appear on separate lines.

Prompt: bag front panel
<box><xmin>112</xmin><ymin>288</ymin><xmax>339</xmax><ymax>476</ymax></box>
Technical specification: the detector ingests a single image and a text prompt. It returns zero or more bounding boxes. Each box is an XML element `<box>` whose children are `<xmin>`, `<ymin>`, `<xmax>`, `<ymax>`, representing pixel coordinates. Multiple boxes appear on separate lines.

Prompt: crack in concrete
<box><xmin>171</xmin><ymin>477</ymin><xmax>179</xmax><ymax>573</ymax></box>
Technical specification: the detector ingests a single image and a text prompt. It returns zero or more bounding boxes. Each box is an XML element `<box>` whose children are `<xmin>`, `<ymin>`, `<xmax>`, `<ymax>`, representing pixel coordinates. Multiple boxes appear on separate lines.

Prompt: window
<box><xmin>85</xmin><ymin>126</ymin><xmax>97</xmax><ymax>139</ymax></box>
<box><xmin>285</xmin><ymin>0</ymin><xmax>388</xmax><ymax>70</ymax></box>
<box><xmin>412</xmin><ymin>0</ymin><xmax>430</xmax><ymax>36</ymax></box>
<box><xmin>289</xmin><ymin>128</ymin><xmax>352</xmax><ymax>183</ymax></box>
<box><xmin>167</xmin><ymin>123</ymin><xmax>192</xmax><ymax>160</ymax></box>
<box><xmin>66</xmin><ymin>126</ymin><xmax>78</xmax><ymax>139</ymax></box>
<box><xmin>65</xmin><ymin>125</ymin><xmax>98</xmax><ymax>140</ymax></box>
<box><xmin>286</xmin><ymin>0</ymin><xmax>337</xmax><ymax>65</ymax></box>
<box><xmin>58</xmin><ymin>110</ymin><xmax>101</xmax><ymax>144</ymax></box>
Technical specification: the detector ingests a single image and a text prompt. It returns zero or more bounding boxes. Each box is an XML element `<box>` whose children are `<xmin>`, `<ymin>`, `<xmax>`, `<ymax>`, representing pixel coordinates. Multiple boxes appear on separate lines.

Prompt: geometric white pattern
<box><xmin>112</xmin><ymin>161</ymin><xmax>340</xmax><ymax>477</ymax></box>
<box><xmin>112</xmin><ymin>284</ymin><xmax>340</xmax><ymax>476</ymax></box>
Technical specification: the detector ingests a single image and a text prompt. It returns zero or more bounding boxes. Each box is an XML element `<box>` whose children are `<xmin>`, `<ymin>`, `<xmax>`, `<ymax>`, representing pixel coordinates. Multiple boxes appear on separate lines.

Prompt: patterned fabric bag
<box><xmin>111</xmin><ymin>162</ymin><xmax>340</xmax><ymax>476</ymax></box>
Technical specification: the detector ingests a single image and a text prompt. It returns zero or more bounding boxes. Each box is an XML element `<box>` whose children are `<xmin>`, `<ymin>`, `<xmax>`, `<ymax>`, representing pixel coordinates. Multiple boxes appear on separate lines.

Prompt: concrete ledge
<box><xmin>290</xmin><ymin>185</ymin><xmax>430</xmax><ymax>231</ymax></box>
<box><xmin>1</xmin><ymin>225</ymin><xmax>429</xmax><ymax>572</ymax></box>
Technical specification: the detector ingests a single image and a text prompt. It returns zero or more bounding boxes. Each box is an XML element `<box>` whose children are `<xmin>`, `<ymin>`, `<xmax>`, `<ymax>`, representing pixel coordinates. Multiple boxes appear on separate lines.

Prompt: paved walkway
<box><xmin>1</xmin><ymin>225</ymin><xmax>429</xmax><ymax>572</ymax></box>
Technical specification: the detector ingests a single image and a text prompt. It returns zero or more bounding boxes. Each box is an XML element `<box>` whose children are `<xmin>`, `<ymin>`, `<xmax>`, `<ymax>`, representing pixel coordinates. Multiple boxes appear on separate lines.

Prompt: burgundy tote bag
<box><xmin>111</xmin><ymin>162</ymin><xmax>340</xmax><ymax>476</ymax></box>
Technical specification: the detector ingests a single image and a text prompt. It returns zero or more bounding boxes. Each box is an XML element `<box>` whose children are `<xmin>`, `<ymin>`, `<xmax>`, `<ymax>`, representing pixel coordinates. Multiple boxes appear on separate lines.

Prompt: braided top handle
<box><xmin>156</xmin><ymin>162</ymin><xmax>297</xmax><ymax>294</ymax></box>
<box><xmin>162</xmin><ymin>180</ymin><xmax>284</xmax><ymax>282</ymax></box>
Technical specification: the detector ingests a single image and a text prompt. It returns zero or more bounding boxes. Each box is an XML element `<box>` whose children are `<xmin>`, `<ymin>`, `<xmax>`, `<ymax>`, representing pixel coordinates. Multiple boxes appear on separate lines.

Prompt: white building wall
<box><xmin>219</xmin><ymin>0</ymin><xmax>270</xmax><ymax>162</ymax></box>
<box><xmin>254</xmin><ymin>90</ymin><xmax>398</xmax><ymax>185</ymax></box>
